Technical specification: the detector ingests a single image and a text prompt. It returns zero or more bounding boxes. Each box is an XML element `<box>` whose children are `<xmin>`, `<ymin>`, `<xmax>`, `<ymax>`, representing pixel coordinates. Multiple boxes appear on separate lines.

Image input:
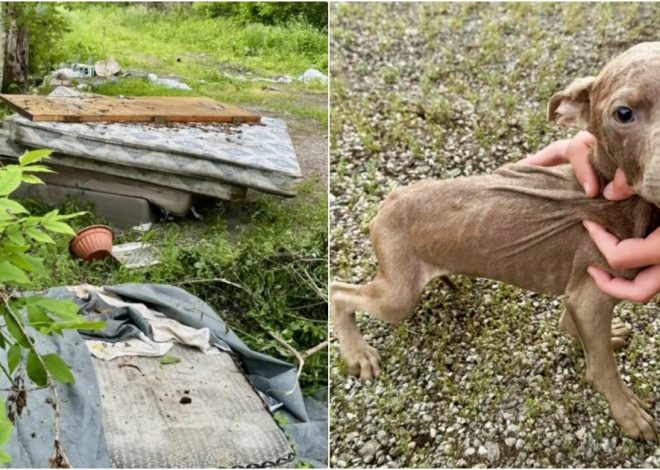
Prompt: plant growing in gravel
<box><xmin>0</xmin><ymin>149</ymin><xmax>104</xmax><ymax>467</ymax></box>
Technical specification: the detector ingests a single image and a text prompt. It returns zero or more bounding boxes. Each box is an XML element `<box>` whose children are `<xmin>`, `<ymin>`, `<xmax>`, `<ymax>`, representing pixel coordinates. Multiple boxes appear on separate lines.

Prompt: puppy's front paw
<box><xmin>612</xmin><ymin>388</ymin><xmax>657</xmax><ymax>442</ymax></box>
<box><xmin>343</xmin><ymin>343</ymin><xmax>381</xmax><ymax>380</ymax></box>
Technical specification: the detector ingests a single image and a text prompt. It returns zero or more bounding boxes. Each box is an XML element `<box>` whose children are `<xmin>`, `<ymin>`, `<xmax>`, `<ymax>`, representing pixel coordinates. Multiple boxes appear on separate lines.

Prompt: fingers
<box><xmin>566</xmin><ymin>134</ymin><xmax>599</xmax><ymax>198</ymax></box>
<box><xmin>583</xmin><ymin>219</ymin><xmax>622</xmax><ymax>263</ymax></box>
<box><xmin>603</xmin><ymin>168</ymin><xmax>636</xmax><ymax>201</ymax></box>
<box><xmin>587</xmin><ymin>265</ymin><xmax>660</xmax><ymax>303</ymax></box>
<box><xmin>518</xmin><ymin>139</ymin><xmax>571</xmax><ymax>167</ymax></box>
<box><xmin>572</xmin><ymin>130</ymin><xmax>597</xmax><ymax>148</ymax></box>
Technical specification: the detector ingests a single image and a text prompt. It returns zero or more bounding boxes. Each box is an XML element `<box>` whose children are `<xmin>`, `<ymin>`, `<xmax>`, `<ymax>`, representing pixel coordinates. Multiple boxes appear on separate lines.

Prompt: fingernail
<box><xmin>582</xmin><ymin>181</ymin><xmax>592</xmax><ymax>195</ymax></box>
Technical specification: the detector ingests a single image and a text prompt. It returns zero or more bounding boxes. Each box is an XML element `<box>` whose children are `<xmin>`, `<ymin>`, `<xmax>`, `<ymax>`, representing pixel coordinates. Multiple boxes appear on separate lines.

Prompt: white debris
<box><xmin>52</xmin><ymin>68</ymin><xmax>82</xmax><ymax>81</ymax></box>
<box><xmin>131</xmin><ymin>222</ymin><xmax>153</xmax><ymax>233</ymax></box>
<box><xmin>275</xmin><ymin>75</ymin><xmax>294</xmax><ymax>84</ymax></box>
<box><xmin>95</xmin><ymin>57</ymin><xmax>122</xmax><ymax>78</ymax></box>
<box><xmin>111</xmin><ymin>242</ymin><xmax>159</xmax><ymax>269</ymax></box>
<box><xmin>299</xmin><ymin>68</ymin><xmax>328</xmax><ymax>84</ymax></box>
<box><xmin>147</xmin><ymin>73</ymin><xmax>192</xmax><ymax>90</ymax></box>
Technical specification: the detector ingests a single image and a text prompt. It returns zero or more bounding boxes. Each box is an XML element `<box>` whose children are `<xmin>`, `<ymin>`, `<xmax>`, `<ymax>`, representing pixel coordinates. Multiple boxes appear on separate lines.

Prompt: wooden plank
<box><xmin>0</xmin><ymin>94</ymin><xmax>261</xmax><ymax>123</ymax></box>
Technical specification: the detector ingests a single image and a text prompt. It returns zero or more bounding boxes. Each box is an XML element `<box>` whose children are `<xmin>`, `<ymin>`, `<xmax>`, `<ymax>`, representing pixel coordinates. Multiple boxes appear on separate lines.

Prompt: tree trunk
<box><xmin>3</xmin><ymin>4</ymin><xmax>29</xmax><ymax>92</ymax></box>
<box><xmin>0</xmin><ymin>3</ymin><xmax>4</xmax><ymax>90</ymax></box>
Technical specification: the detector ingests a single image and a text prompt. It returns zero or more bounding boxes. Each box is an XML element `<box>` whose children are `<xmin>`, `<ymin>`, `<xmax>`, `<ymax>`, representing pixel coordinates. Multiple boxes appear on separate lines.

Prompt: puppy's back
<box><xmin>372</xmin><ymin>164</ymin><xmax>652</xmax><ymax>295</ymax></box>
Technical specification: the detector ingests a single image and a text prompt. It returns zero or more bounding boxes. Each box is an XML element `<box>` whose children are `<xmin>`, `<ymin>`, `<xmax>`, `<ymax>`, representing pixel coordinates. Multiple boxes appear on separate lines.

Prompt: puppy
<box><xmin>331</xmin><ymin>42</ymin><xmax>660</xmax><ymax>442</ymax></box>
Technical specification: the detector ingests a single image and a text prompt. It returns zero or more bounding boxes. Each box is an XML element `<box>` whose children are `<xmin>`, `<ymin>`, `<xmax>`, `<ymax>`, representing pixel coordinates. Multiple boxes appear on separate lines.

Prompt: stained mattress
<box><xmin>93</xmin><ymin>344</ymin><xmax>295</xmax><ymax>468</ymax></box>
<box><xmin>0</xmin><ymin>90</ymin><xmax>302</xmax><ymax>197</ymax></box>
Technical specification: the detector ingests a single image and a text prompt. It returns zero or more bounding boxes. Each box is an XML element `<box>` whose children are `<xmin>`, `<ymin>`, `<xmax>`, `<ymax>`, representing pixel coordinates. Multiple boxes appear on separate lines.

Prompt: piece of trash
<box><xmin>274</xmin><ymin>75</ymin><xmax>294</xmax><ymax>84</ymax></box>
<box><xmin>299</xmin><ymin>68</ymin><xmax>328</xmax><ymax>84</ymax></box>
<box><xmin>179</xmin><ymin>396</ymin><xmax>192</xmax><ymax>405</ymax></box>
<box><xmin>160</xmin><ymin>355</ymin><xmax>181</xmax><ymax>365</ymax></box>
<box><xmin>71</xmin><ymin>63</ymin><xmax>95</xmax><ymax>79</ymax></box>
<box><xmin>131</xmin><ymin>222</ymin><xmax>153</xmax><ymax>233</ymax></box>
<box><xmin>52</xmin><ymin>68</ymin><xmax>82</xmax><ymax>81</ymax></box>
<box><xmin>258</xmin><ymin>391</ymin><xmax>285</xmax><ymax>413</ymax></box>
<box><xmin>69</xmin><ymin>225</ymin><xmax>114</xmax><ymax>261</ymax></box>
<box><xmin>111</xmin><ymin>242</ymin><xmax>159</xmax><ymax>269</ymax></box>
<box><xmin>147</xmin><ymin>73</ymin><xmax>192</xmax><ymax>91</ymax></box>
<box><xmin>95</xmin><ymin>57</ymin><xmax>121</xmax><ymax>78</ymax></box>
<box><xmin>190</xmin><ymin>206</ymin><xmax>203</xmax><ymax>220</ymax></box>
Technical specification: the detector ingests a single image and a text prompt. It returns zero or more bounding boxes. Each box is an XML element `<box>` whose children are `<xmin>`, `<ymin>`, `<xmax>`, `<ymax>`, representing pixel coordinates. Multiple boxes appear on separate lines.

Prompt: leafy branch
<box><xmin>0</xmin><ymin>150</ymin><xmax>105</xmax><ymax>467</ymax></box>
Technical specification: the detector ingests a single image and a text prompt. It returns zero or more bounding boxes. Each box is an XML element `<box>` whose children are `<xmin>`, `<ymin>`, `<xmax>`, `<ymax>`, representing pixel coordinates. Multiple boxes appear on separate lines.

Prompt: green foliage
<box><xmin>195</xmin><ymin>2</ymin><xmax>328</xmax><ymax>31</ymax></box>
<box><xmin>0</xmin><ymin>149</ymin><xmax>105</xmax><ymax>462</ymax></box>
<box><xmin>273</xmin><ymin>411</ymin><xmax>289</xmax><ymax>426</ymax></box>
<box><xmin>0</xmin><ymin>400</ymin><xmax>11</xmax><ymax>464</ymax></box>
<box><xmin>49</xmin><ymin>3</ymin><xmax>328</xmax><ymax>124</ymax></box>
<box><xmin>53</xmin><ymin>4</ymin><xmax>327</xmax><ymax>77</ymax></box>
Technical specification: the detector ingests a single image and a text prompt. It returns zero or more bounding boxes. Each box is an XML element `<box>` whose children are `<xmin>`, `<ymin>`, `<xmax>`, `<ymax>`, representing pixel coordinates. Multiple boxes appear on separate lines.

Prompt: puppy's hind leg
<box><xmin>331</xmin><ymin>255</ymin><xmax>440</xmax><ymax>379</ymax></box>
<box><xmin>331</xmin><ymin>281</ymin><xmax>383</xmax><ymax>379</ymax></box>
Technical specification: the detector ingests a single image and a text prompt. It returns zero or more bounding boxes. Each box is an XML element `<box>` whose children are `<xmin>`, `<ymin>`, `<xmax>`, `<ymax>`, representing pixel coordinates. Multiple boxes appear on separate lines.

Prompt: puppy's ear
<box><xmin>547</xmin><ymin>76</ymin><xmax>597</xmax><ymax>128</ymax></box>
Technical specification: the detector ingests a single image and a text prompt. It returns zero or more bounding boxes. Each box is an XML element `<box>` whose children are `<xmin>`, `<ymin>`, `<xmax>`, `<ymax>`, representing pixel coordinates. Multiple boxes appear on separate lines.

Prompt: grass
<box><xmin>4</xmin><ymin>3</ymin><xmax>329</xmax><ymax>397</ymax></box>
<box><xmin>49</xmin><ymin>3</ymin><xmax>328</xmax><ymax>125</ymax></box>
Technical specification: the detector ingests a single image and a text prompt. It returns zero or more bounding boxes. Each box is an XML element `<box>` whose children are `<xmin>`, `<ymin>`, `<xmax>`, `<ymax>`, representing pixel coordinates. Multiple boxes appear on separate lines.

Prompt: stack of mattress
<box><xmin>0</xmin><ymin>88</ymin><xmax>302</xmax><ymax>223</ymax></box>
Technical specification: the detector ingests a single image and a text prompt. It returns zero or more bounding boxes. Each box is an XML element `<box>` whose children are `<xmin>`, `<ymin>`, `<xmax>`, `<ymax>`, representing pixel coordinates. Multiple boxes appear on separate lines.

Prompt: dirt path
<box><xmin>222</xmin><ymin>96</ymin><xmax>327</xmax><ymax>240</ymax></box>
<box><xmin>252</xmin><ymin>94</ymin><xmax>328</xmax><ymax>181</ymax></box>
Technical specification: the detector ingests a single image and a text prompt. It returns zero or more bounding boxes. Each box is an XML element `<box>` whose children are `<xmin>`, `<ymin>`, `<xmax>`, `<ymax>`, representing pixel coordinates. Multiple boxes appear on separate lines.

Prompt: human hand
<box><xmin>584</xmin><ymin>221</ymin><xmax>660</xmax><ymax>302</ymax></box>
<box><xmin>587</xmin><ymin>264</ymin><xmax>660</xmax><ymax>303</ymax></box>
<box><xmin>519</xmin><ymin>131</ymin><xmax>636</xmax><ymax>200</ymax></box>
<box><xmin>583</xmin><ymin>221</ymin><xmax>660</xmax><ymax>269</ymax></box>
<box><xmin>518</xmin><ymin>131</ymin><xmax>599</xmax><ymax>197</ymax></box>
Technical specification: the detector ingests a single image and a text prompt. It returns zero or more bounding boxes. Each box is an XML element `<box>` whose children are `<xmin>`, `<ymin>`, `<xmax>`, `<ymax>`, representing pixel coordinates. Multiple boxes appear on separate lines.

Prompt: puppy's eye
<box><xmin>614</xmin><ymin>106</ymin><xmax>634</xmax><ymax>123</ymax></box>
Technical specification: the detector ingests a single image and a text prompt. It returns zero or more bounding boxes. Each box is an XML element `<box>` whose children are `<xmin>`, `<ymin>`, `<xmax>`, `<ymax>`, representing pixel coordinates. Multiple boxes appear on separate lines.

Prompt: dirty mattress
<box><xmin>1</xmin><ymin>115</ymin><xmax>301</xmax><ymax>197</ymax></box>
<box><xmin>93</xmin><ymin>344</ymin><xmax>294</xmax><ymax>468</ymax></box>
<box><xmin>0</xmin><ymin>88</ymin><xmax>302</xmax><ymax>199</ymax></box>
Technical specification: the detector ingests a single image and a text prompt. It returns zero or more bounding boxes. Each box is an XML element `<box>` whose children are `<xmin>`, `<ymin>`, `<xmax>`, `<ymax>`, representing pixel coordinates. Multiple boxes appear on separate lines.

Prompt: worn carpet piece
<box><xmin>92</xmin><ymin>343</ymin><xmax>295</xmax><ymax>468</ymax></box>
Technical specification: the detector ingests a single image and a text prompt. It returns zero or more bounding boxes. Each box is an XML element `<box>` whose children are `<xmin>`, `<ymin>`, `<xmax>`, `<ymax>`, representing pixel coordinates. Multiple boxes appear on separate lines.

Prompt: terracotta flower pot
<box><xmin>69</xmin><ymin>225</ymin><xmax>114</xmax><ymax>261</ymax></box>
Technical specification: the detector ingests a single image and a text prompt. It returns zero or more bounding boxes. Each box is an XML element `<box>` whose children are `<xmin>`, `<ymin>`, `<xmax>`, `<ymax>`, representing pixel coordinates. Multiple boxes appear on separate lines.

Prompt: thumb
<box><xmin>603</xmin><ymin>168</ymin><xmax>636</xmax><ymax>201</ymax></box>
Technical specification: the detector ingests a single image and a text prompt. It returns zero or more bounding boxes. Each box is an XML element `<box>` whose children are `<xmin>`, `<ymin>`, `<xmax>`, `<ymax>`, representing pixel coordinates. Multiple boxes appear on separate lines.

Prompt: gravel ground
<box><xmin>329</xmin><ymin>3</ymin><xmax>660</xmax><ymax>468</ymax></box>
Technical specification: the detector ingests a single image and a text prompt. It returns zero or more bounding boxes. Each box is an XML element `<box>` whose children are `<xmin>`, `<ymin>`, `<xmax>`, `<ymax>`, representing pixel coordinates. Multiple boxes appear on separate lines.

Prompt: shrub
<box><xmin>195</xmin><ymin>2</ymin><xmax>328</xmax><ymax>31</ymax></box>
<box><xmin>0</xmin><ymin>149</ymin><xmax>104</xmax><ymax>465</ymax></box>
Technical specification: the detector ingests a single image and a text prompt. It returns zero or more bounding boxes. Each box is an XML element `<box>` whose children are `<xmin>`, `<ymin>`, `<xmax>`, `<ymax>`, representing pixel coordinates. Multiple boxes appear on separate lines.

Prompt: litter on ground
<box><xmin>111</xmin><ymin>242</ymin><xmax>159</xmax><ymax>269</ymax></box>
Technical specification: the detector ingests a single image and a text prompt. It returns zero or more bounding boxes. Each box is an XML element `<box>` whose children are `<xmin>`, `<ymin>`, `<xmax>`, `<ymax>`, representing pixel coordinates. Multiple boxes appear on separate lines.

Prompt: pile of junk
<box><xmin>0</xmin><ymin>72</ymin><xmax>302</xmax><ymax>227</ymax></box>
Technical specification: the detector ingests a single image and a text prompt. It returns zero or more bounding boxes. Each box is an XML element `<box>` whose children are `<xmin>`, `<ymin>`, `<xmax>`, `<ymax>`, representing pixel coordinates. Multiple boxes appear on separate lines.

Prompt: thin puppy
<box><xmin>332</xmin><ymin>42</ymin><xmax>660</xmax><ymax>442</ymax></box>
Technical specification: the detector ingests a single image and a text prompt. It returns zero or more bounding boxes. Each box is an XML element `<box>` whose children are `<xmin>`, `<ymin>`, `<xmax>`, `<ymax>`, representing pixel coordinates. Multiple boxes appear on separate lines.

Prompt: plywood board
<box><xmin>0</xmin><ymin>94</ymin><xmax>261</xmax><ymax>123</ymax></box>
